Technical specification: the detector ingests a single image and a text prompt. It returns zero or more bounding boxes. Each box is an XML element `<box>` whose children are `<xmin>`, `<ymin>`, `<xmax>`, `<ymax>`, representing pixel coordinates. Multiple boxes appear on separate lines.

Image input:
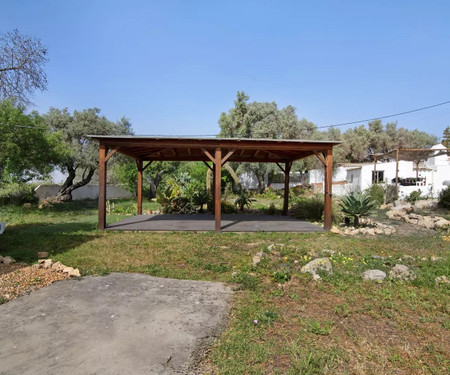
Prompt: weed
<box><xmin>307</xmin><ymin>319</ymin><xmax>334</xmax><ymax>336</ymax></box>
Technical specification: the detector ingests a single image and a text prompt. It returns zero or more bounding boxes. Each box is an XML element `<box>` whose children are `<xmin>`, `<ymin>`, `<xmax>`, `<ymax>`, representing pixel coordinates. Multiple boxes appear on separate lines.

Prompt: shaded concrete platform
<box><xmin>0</xmin><ymin>273</ymin><xmax>232</xmax><ymax>375</ymax></box>
<box><xmin>107</xmin><ymin>214</ymin><xmax>324</xmax><ymax>232</ymax></box>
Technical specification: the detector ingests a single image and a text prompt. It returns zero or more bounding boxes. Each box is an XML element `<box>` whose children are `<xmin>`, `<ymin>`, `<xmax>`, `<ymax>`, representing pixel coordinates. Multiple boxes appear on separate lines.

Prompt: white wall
<box><xmin>35</xmin><ymin>185</ymin><xmax>133</xmax><ymax>201</ymax></box>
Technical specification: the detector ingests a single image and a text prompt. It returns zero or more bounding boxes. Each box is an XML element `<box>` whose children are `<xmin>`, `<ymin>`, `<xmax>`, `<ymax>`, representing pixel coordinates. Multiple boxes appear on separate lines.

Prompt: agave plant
<box><xmin>234</xmin><ymin>190</ymin><xmax>255</xmax><ymax>212</ymax></box>
<box><xmin>339</xmin><ymin>192</ymin><xmax>376</xmax><ymax>227</ymax></box>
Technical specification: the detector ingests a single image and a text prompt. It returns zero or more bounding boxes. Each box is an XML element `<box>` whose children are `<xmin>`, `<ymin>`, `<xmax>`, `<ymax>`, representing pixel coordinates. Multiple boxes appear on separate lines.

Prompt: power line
<box><xmin>316</xmin><ymin>100</ymin><xmax>450</xmax><ymax>129</ymax></box>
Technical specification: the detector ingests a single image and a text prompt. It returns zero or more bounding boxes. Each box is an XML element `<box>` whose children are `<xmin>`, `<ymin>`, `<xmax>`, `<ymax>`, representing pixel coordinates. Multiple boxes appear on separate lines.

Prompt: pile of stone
<box><xmin>37</xmin><ymin>259</ymin><xmax>81</xmax><ymax>277</ymax></box>
<box><xmin>386</xmin><ymin>205</ymin><xmax>450</xmax><ymax>230</ymax></box>
<box><xmin>0</xmin><ymin>256</ymin><xmax>16</xmax><ymax>265</ymax></box>
<box><xmin>332</xmin><ymin>223</ymin><xmax>397</xmax><ymax>236</ymax></box>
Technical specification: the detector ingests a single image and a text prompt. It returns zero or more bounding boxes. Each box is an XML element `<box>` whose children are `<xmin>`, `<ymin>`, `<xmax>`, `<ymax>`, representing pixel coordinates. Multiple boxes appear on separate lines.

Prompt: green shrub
<box><xmin>221</xmin><ymin>200</ymin><xmax>238</xmax><ymax>214</ymax></box>
<box><xmin>366</xmin><ymin>184</ymin><xmax>384</xmax><ymax>207</ymax></box>
<box><xmin>260</xmin><ymin>186</ymin><xmax>279</xmax><ymax>200</ymax></box>
<box><xmin>291</xmin><ymin>194</ymin><xmax>341</xmax><ymax>223</ymax></box>
<box><xmin>291</xmin><ymin>195</ymin><xmax>325</xmax><ymax>221</ymax></box>
<box><xmin>267</xmin><ymin>203</ymin><xmax>277</xmax><ymax>215</ymax></box>
<box><xmin>0</xmin><ymin>183</ymin><xmax>39</xmax><ymax>206</ymax></box>
<box><xmin>438</xmin><ymin>187</ymin><xmax>450</xmax><ymax>209</ymax></box>
<box><xmin>385</xmin><ymin>185</ymin><xmax>398</xmax><ymax>203</ymax></box>
<box><xmin>405</xmin><ymin>190</ymin><xmax>422</xmax><ymax>204</ymax></box>
<box><xmin>234</xmin><ymin>190</ymin><xmax>255</xmax><ymax>211</ymax></box>
<box><xmin>339</xmin><ymin>192</ymin><xmax>376</xmax><ymax>227</ymax></box>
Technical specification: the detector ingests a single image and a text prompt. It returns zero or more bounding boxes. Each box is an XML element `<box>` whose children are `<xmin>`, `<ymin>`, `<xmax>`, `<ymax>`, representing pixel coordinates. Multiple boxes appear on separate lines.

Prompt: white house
<box><xmin>305</xmin><ymin>144</ymin><xmax>449</xmax><ymax>198</ymax></box>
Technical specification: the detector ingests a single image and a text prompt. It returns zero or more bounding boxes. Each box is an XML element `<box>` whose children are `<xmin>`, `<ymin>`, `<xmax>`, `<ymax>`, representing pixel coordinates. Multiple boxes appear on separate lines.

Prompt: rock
<box><xmin>415</xmin><ymin>200</ymin><xmax>437</xmax><ymax>209</ymax></box>
<box><xmin>62</xmin><ymin>266</ymin><xmax>80</xmax><ymax>277</ymax></box>
<box><xmin>362</xmin><ymin>269</ymin><xmax>386</xmax><ymax>281</ymax></box>
<box><xmin>252</xmin><ymin>251</ymin><xmax>265</xmax><ymax>267</ymax></box>
<box><xmin>37</xmin><ymin>252</ymin><xmax>49</xmax><ymax>259</ymax></box>
<box><xmin>301</xmin><ymin>258</ymin><xmax>333</xmax><ymax>279</ymax></box>
<box><xmin>435</xmin><ymin>219</ymin><xmax>450</xmax><ymax>229</ymax></box>
<box><xmin>435</xmin><ymin>276</ymin><xmax>450</xmax><ymax>285</ymax></box>
<box><xmin>2</xmin><ymin>256</ymin><xmax>15</xmax><ymax>265</ymax></box>
<box><xmin>371</xmin><ymin>255</ymin><xmax>386</xmax><ymax>260</ymax></box>
<box><xmin>42</xmin><ymin>259</ymin><xmax>53</xmax><ymax>269</ymax></box>
<box><xmin>386</xmin><ymin>210</ymin><xmax>401</xmax><ymax>220</ymax></box>
<box><xmin>366</xmin><ymin>228</ymin><xmax>375</xmax><ymax>236</ymax></box>
<box><xmin>38</xmin><ymin>259</ymin><xmax>46</xmax><ymax>264</ymax></box>
<box><xmin>384</xmin><ymin>229</ymin><xmax>392</xmax><ymax>235</ymax></box>
<box><xmin>430</xmin><ymin>256</ymin><xmax>443</xmax><ymax>262</ymax></box>
<box><xmin>374</xmin><ymin>228</ymin><xmax>384</xmax><ymax>235</ymax></box>
<box><xmin>267</xmin><ymin>243</ymin><xmax>284</xmax><ymax>252</ymax></box>
<box><xmin>231</xmin><ymin>272</ymin><xmax>239</xmax><ymax>278</ymax></box>
<box><xmin>389</xmin><ymin>264</ymin><xmax>416</xmax><ymax>281</ymax></box>
<box><xmin>69</xmin><ymin>268</ymin><xmax>81</xmax><ymax>277</ymax></box>
<box><xmin>330</xmin><ymin>226</ymin><xmax>342</xmax><ymax>234</ymax></box>
<box><xmin>51</xmin><ymin>261</ymin><xmax>65</xmax><ymax>271</ymax></box>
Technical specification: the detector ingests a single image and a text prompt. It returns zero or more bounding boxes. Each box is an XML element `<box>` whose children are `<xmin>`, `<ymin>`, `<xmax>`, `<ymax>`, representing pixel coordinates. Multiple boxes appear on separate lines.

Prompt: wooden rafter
<box><xmin>201</xmin><ymin>148</ymin><xmax>216</xmax><ymax>163</ymax></box>
<box><xmin>221</xmin><ymin>149</ymin><xmax>236</xmax><ymax>166</ymax></box>
<box><xmin>313</xmin><ymin>151</ymin><xmax>327</xmax><ymax>167</ymax></box>
<box><xmin>105</xmin><ymin>148</ymin><xmax>119</xmax><ymax>162</ymax></box>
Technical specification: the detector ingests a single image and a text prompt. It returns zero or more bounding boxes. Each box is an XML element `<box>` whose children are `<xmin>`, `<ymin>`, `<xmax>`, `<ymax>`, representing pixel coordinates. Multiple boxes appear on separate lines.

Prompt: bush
<box><xmin>405</xmin><ymin>190</ymin><xmax>422</xmax><ymax>204</ymax></box>
<box><xmin>385</xmin><ymin>185</ymin><xmax>398</xmax><ymax>204</ymax></box>
<box><xmin>0</xmin><ymin>183</ymin><xmax>39</xmax><ymax>206</ymax></box>
<box><xmin>291</xmin><ymin>195</ymin><xmax>325</xmax><ymax>221</ymax></box>
<box><xmin>339</xmin><ymin>192</ymin><xmax>376</xmax><ymax>227</ymax></box>
<box><xmin>366</xmin><ymin>184</ymin><xmax>384</xmax><ymax>207</ymax></box>
<box><xmin>438</xmin><ymin>187</ymin><xmax>450</xmax><ymax>209</ymax></box>
<box><xmin>234</xmin><ymin>190</ymin><xmax>255</xmax><ymax>211</ymax></box>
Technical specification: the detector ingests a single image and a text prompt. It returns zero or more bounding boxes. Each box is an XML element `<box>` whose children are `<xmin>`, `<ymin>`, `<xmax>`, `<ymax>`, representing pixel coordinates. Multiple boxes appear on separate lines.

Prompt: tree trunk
<box><xmin>148</xmin><ymin>172</ymin><xmax>163</xmax><ymax>199</ymax></box>
<box><xmin>354</xmin><ymin>216</ymin><xmax>360</xmax><ymax>228</ymax></box>
<box><xmin>58</xmin><ymin>166</ymin><xmax>95</xmax><ymax>201</ymax></box>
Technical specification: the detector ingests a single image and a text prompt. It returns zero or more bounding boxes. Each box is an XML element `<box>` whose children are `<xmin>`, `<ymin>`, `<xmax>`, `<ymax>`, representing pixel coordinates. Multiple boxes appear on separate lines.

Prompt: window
<box><xmin>372</xmin><ymin>170</ymin><xmax>384</xmax><ymax>183</ymax></box>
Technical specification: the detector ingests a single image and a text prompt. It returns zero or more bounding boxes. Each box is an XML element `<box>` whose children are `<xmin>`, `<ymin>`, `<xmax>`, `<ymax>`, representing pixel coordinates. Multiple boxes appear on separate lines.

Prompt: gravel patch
<box><xmin>0</xmin><ymin>263</ymin><xmax>70</xmax><ymax>303</ymax></box>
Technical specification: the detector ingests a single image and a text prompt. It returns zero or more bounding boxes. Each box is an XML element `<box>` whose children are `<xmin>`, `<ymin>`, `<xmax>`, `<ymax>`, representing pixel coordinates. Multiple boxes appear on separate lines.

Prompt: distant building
<box><xmin>305</xmin><ymin>144</ymin><xmax>449</xmax><ymax>198</ymax></box>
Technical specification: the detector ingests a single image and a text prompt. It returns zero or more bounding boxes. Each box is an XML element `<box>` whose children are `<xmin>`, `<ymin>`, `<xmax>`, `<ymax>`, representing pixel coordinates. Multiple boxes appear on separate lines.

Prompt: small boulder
<box><xmin>42</xmin><ymin>259</ymin><xmax>53</xmax><ymax>269</ymax></box>
<box><xmin>435</xmin><ymin>276</ymin><xmax>450</xmax><ymax>285</ymax></box>
<box><xmin>362</xmin><ymin>269</ymin><xmax>386</xmax><ymax>281</ymax></box>
<box><xmin>63</xmin><ymin>266</ymin><xmax>80</xmax><ymax>277</ymax></box>
<box><xmin>37</xmin><ymin>252</ymin><xmax>49</xmax><ymax>259</ymax></box>
<box><xmin>430</xmin><ymin>256</ymin><xmax>443</xmax><ymax>262</ymax></box>
<box><xmin>435</xmin><ymin>219</ymin><xmax>450</xmax><ymax>229</ymax></box>
<box><xmin>252</xmin><ymin>251</ymin><xmax>265</xmax><ymax>267</ymax></box>
<box><xmin>330</xmin><ymin>226</ymin><xmax>342</xmax><ymax>235</ymax></box>
<box><xmin>51</xmin><ymin>261</ymin><xmax>65</xmax><ymax>271</ymax></box>
<box><xmin>389</xmin><ymin>264</ymin><xmax>416</xmax><ymax>281</ymax></box>
<box><xmin>2</xmin><ymin>256</ymin><xmax>15</xmax><ymax>265</ymax></box>
<box><xmin>301</xmin><ymin>258</ymin><xmax>333</xmax><ymax>279</ymax></box>
<box><xmin>366</xmin><ymin>228</ymin><xmax>375</xmax><ymax>236</ymax></box>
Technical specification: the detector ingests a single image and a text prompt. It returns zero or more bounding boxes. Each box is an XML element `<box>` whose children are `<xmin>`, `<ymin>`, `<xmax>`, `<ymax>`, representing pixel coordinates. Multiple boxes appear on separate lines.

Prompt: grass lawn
<box><xmin>1</xmin><ymin>199</ymin><xmax>449</xmax><ymax>374</ymax></box>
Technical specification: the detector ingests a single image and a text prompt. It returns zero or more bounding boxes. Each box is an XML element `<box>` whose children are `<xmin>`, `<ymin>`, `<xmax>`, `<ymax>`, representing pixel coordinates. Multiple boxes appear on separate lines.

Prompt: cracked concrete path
<box><xmin>0</xmin><ymin>273</ymin><xmax>232</xmax><ymax>375</ymax></box>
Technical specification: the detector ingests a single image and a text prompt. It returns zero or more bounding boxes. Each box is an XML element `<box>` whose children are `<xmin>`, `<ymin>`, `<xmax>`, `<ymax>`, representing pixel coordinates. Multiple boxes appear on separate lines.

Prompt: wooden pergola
<box><xmin>89</xmin><ymin>136</ymin><xmax>341</xmax><ymax>232</ymax></box>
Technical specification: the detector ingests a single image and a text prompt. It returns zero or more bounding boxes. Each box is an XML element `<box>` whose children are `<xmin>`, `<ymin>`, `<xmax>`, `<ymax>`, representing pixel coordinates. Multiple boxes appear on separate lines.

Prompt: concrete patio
<box><xmin>106</xmin><ymin>214</ymin><xmax>323</xmax><ymax>232</ymax></box>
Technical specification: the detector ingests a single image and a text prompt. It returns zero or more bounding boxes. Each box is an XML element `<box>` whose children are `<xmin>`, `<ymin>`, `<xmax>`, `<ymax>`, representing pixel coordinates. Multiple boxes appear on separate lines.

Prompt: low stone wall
<box><xmin>34</xmin><ymin>184</ymin><xmax>133</xmax><ymax>201</ymax></box>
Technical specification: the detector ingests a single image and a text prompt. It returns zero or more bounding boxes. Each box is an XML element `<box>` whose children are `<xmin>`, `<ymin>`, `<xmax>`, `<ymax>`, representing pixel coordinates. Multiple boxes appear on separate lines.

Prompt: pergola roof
<box><xmin>374</xmin><ymin>148</ymin><xmax>449</xmax><ymax>162</ymax></box>
<box><xmin>88</xmin><ymin>136</ymin><xmax>341</xmax><ymax>163</ymax></box>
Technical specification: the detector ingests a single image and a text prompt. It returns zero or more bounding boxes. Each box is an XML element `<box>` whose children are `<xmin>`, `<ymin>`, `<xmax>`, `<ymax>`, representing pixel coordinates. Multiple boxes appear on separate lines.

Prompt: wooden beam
<box><xmin>252</xmin><ymin>149</ymin><xmax>260</xmax><ymax>158</ymax></box>
<box><xmin>214</xmin><ymin>148</ymin><xmax>222</xmax><ymax>232</ymax></box>
<box><xmin>105</xmin><ymin>148</ymin><xmax>119</xmax><ymax>162</ymax></box>
<box><xmin>202</xmin><ymin>161</ymin><xmax>213</xmax><ymax>171</ymax></box>
<box><xmin>239</xmin><ymin>149</ymin><xmax>246</xmax><ymax>156</ymax></box>
<box><xmin>98</xmin><ymin>144</ymin><xmax>107</xmax><ymax>230</ymax></box>
<box><xmin>221</xmin><ymin>149</ymin><xmax>236</xmax><ymax>166</ymax></box>
<box><xmin>201</xmin><ymin>148</ymin><xmax>216</xmax><ymax>163</ymax></box>
<box><xmin>276</xmin><ymin>163</ymin><xmax>285</xmax><ymax>174</ymax></box>
<box><xmin>313</xmin><ymin>151</ymin><xmax>327</xmax><ymax>167</ymax></box>
<box><xmin>283</xmin><ymin>162</ymin><xmax>291</xmax><ymax>215</ymax></box>
<box><xmin>323</xmin><ymin>149</ymin><xmax>333</xmax><ymax>231</ymax></box>
<box><xmin>137</xmin><ymin>160</ymin><xmax>143</xmax><ymax>215</ymax></box>
<box><xmin>142</xmin><ymin>161</ymin><xmax>153</xmax><ymax>172</ymax></box>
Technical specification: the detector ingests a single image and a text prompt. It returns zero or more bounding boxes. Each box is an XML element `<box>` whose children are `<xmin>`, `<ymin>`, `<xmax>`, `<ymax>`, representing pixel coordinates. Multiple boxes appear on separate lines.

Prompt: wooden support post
<box><xmin>323</xmin><ymin>148</ymin><xmax>333</xmax><ymax>231</ymax></box>
<box><xmin>137</xmin><ymin>160</ymin><xmax>143</xmax><ymax>215</ymax></box>
<box><xmin>214</xmin><ymin>148</ymin><xmax>222</xmax><ymax>232</ymax></box>
<box><xmin>212</xmin><ymin>163</ymin><xmax>216</xmax><ymax>203</ymax></box>
<box><xmin>395</xmin><ymin>149</ymin><xmax>399</xmax><ymax>198</ymax></box>
<box><xmin>98</xmin><ymin>144</ymin><xmax>107</xmax><ymax>230</ymax></box>
<box><xmin>283</xmin><ymin>162</ymin><xmax>291</xmax><ymax>216</ymax></box>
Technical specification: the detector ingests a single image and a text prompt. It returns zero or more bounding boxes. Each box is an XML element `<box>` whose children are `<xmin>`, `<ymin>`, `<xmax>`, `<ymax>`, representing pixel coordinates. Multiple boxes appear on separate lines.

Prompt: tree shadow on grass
<box><xmin>0</xmin><ymin>221</ymin><xmax>100</xmax><ymax>264</ymax></box>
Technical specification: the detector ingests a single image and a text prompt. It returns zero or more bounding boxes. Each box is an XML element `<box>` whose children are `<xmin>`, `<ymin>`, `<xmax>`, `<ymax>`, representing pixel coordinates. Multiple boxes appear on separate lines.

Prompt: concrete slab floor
<box><xmin>107</xmin><ymin>214</ymin><xmax>323</xmax><ymax>232</ymax></box>
<box><xmin>0</xmin><ymin>273</ymin><xmax>232</xmax><ymax>375</ymax></box>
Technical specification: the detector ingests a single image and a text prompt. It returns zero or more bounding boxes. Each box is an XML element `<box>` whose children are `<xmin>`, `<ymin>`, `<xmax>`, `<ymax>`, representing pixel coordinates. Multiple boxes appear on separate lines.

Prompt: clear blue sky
<box><xmin>2</xmin><ymin>0</ymin><xmax>449</xmax><ymax>139</ymax></box>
